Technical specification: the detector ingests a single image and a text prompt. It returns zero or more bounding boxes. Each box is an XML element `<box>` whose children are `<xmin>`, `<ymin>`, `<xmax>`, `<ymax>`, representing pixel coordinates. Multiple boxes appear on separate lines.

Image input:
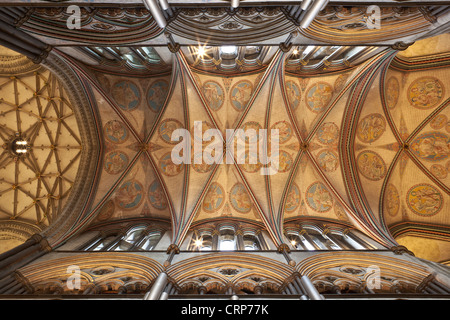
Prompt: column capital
<box><xmin>277</xmin><ymin>243</ymin><xmax>291</xmax><ymax>253</ymax></box>
<box><xmin>166</xmin><ymin>243</ymin><xmax>180</xmax><ymax>254</ymax></box>
<box><xmin>390</xmin><ymin>245</ymin><xmax>414</xmax><ymax>256</ymax></box>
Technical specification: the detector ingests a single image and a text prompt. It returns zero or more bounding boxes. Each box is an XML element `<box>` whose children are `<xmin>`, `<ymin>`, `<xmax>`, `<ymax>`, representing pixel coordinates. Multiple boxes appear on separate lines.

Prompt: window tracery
<box><xmin>187</xmin><ymin>223</ymin><xmax>267</xmax><ymax>251</ymax></box>
<box><xmin>80</xmin><ymin>223</ymin><xmax>166</xmax><ymax>252</ymax></box>
<box><xmin>285</xmin><ymin>222</ymin><xmax>377</xmax><ymax>251</ymax></box>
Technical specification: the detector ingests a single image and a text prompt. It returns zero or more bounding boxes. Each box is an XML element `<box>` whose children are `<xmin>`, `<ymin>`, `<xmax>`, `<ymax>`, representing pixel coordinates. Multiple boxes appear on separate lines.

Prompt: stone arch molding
<box><xmin>296</xmin><ymin>251</ymin><xmax>431</xmax><ymax>293</ymax></box>
<box><xmin>17</xmin><ymin>253</ymin><xmax>164</xmax><ymax>294</ymax></box>
<box><xmin>166</xmin><ymin>252</ymin><xmax>294</xmax><ymax>294</ymax></box>
<box><xmin>38</xmin><ymin>52</ymin><xmax>102</xmax><ymax>247</ymax></box>
<box><xmin>0</xmin><ymin>51</ymin><xmax>101</xmax><ymax>249</ymax></box>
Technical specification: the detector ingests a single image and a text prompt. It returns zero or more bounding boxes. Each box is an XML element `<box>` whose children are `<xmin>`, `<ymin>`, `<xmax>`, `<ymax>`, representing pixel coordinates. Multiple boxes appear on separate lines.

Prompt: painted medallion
<box><xmin>96</xmin><ymin>200</ymin><xmax>115</xmax><ymax>221</ymax></box>
<box><xmin>316</xmin><ymin>122</ymin><xmax>339</xmax><ymax>145</ymax></box>
<box><xmin>159</xmin><ymin>118</ymin><xmax>184</xmax><ymax>145</ymax></box>
<box><xmin>430</xmin><ymin>164</ymin><xmax>447</xmax><ymax>179</ymax></box>
<box><xmin>104</xmin><ymin>151</ymin><xmax>129</xmax><ymax>175</ymax></box>
<box><xmin>356</xmin><ymin>151</ymin><xmax>387</xmax><ymax>181</ymax></box>
<box><xmin>410</xmin><ymin>132</ymin><xmax>449</xmax><ymax>162</ymax></box>
<box><xmin>385</xmin><ymin>77</ymin><xmax>399</xmax><ymax>109</ymax></box>
<box><xmin>116</xmin><ymin>180</ymin><xmax>144</xmax><ymax>210</ymax></box>
<box><xmin>159</xmin><ymin>152</ymin><xmax>184</xmax><ymax>177</ymax></box>
<box><xmin>203</xmin><ymin>182</ymin><xmax>225</xmax><ymax>213</ymax></box>
<box><xmin>271</xmin><ymin>121</ymin><xmax>293</xmax><ymax>145</ymax></box>
<box><xmin>430</xmin><ymin>114</ymin><xmax>448</xmax><ymax>130</ymax></box>
<box><xmin>104</xmin><ymin>120</ymin><xmax>129</xmax><ymax>144</ymax></box>
<box><xmin>306</xmin><ymin>82</ymin><xmax>333</xmax><ymax>113</ymax></box>
<box><xmin>306</xmin><ymin>182</ymin><xmax>333</xmax><ymax>212</ymax></box>
<box><xmin>285</xmin><ymin>183</ymin><xmax>300</xmax><ymax>213</ymax></box>
<box><xmin>148</xmin><ymin>180</ymin><xmax>168</xmax><ymax>210</ymax></box>
<box><xmin>286</xmin><ymin>80</ymin><xmax>301</xmax><ymax>109</ymax></box>
<box><xmin>230</xmin><ymin>80</ymin><xmax>253</xmax><ymax>111</ymax></box>
<box><xmin>408</xmin><ymin>77</ymin><xmax>443</xmax><ymax>109</ymax></box>
<box><xmin>230</xmin><ymin>183</ymin><xmax>252</xmax><ymax>214</ymax></box>
<box><xmin>317</xmin><ymin>149</ymin><xmax>339</xmax><ymax>172</ymax></box>
<box><xmin>147</xmin><ymin>79</ymin><xmax>169</xmax><ymax>113</ymax></box>
<box><xmin>384</xmin><ymin>184</ymin><xmax>400</xmax><ymax>217</ymax></box>
<box><xmin>357</xmin><ymin>113</ymin><xmax>386</xmax><ymax>143</ymax></box>
<box><xmin>407</xmin><ymin>184</ymin><xmax>443</xmax><ymax>216</ymax></box>
<box><xmin>202</xmin><ymin>80</ymin><xmax>225</xmax><ymax>111</ymax></box>
<box><xmin>112</xmin><ymin>80</ymin><xmax>141</xmax><ymax>111</ymax></box>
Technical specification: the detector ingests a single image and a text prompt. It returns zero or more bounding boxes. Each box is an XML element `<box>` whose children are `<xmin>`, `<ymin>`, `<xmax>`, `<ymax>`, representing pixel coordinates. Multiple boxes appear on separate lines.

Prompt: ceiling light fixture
<box><xmin>10</xmin><ymin>137</ymin><xmax>30</xmax><ymax>156</ymax></box>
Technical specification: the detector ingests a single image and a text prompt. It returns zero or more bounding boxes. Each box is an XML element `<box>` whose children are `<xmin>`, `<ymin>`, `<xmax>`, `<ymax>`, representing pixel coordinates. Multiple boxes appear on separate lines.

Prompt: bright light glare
<box><xmin>220</xmin><ymin>45</ymin><xmax>237</xmax><ymax>54</ymax></box>
<box><xmin>194</xmin><ymin>238</ymin><xmax>203</xmax><ymax>247</ymax></box>
<box><xmin>303</xmin><ymin>45</ymin><xmax>315</xmax><ymax>55</ymax></box>
<box><xmin>196</xmin><ymin>45</ymin><xmax>207</xmax><ymax>58</ymax></box>
<box><xmin>219</xmin><ymin>240</ymin><xmax>235</xmax><ymax>251</ymax></box>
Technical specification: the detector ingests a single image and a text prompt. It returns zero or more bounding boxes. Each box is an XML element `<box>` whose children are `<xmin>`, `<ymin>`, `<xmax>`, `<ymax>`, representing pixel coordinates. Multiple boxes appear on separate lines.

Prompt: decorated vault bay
<box><xmin>0</xmin><ymin>1</ymin><xmax>449</xmax><ymax>299</ymax></box>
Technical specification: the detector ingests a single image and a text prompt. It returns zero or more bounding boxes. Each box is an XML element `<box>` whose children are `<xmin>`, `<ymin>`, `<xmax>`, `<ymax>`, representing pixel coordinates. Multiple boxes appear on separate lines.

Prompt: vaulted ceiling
<box><xmin>56</xmin><ymin>34</ymin><xmax>448</xmax><ymax>261</ymax></box>
<box><xmin>0</xmin><ymin>2</ymin><xmax>449</xmax><ymax>264</ymax></box>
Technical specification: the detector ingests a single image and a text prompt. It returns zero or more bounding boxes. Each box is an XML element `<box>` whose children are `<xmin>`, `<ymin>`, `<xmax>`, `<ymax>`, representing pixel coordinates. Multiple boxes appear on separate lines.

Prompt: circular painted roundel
<box><xmin>147</xmin><ymin>79</ymin><xmax>169</xmax><ymax>113</ymax></box>
<box><xmin>202</xmin><ymin>80</ymin><xmax>225</xmax><ymax>111</ymax></box>
<box><xmin>384</xmin><ymin>184</ymin><xmax>400</xmax><ymax>217</ymax></box>
<box><xmin>104</xmin><ymin>151</ymin><xmax>129</xmax><ymax>175</ymax></box>
<box><xmin>230</xmin><ymin>80</ymin><xmax>253</xmax><ymax>111</ymax></box>
<box><xmin>203</xmin><ymin>182</ymin><xmax>225</xmax><ymax>213</ymax></box>
<box><xmin>385</xmin><ymin>77</ymin><xmax>399</xmax><ymax>109</ymax></box>
<box><xmin>229</xmin><ymin>183</ymin><xmax>252</xmax><ymax>214</ymax></box>
<box><xmin>306</xmin><ymin>82</ymin><xmax>333</xmax><ymax>113</ymax></box>
<box><xmin>112</xmin><ymin>80</ymin><xmax>141</xmax><ymax>111</ymax></box>
<box><xmin>357</xmin><ymin>113</ymin><xmax>386</xmax><ymax>143</ymax></box>
<box><xmin>285</xmin><ymin>183</ymin><xmax>300</xmax><ymax>213</ymax></box>
<box><xmin>407</xmin><ymin>184</ymin><xmax>443</xmax><ymax>217</ymax></box>
<box><xmin>407</xmin><ymin>77</ymin><xmax>444</xmax><ymax>109</ymax></box>
<box><xmin>356</xmin><ymin>150</ymin><xmax>387</xmax><ymax>181</ymax></box>
<box><xmin>285</xmin><ymin>80</ymin><xmax>300</xmax><ymax>109</ymax></box>
<box><xmin>306</xmin><ymin>182</ymin><xmax>333</xmax><ymax>213</ymax></box>
<box><xmin>116</xmin><ymin>180</ymin><xmax>144</xmax><ymax>210</ymax></box>
<box><xmin>148</xmin><ymin>180</ymin><xmax>168</xmax><ymax>210</ymax></box>
<box><xmin>104</xmin><ymin>120</ymin><xmax>129</xmax><ymax>144</ymax></box>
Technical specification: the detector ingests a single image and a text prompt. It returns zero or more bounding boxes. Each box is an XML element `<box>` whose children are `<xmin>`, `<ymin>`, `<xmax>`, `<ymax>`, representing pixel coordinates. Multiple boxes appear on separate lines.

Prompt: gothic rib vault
<box><xmin>31</xmin><ymin>34</ymin><xmax>447</xmax><ymax>263</ymax></box>
<box><xmin>0</xmin><ymin>3</ymin><xmax>448</xmax><ymax>267</ymax></box>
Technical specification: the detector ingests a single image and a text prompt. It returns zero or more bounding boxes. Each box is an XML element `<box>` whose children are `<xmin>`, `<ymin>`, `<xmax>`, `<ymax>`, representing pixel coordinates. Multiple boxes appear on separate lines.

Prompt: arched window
<box><xmin>285</xmin><ymin>223</ymin><xmax>379</xmax><ymax>251</ymax></box>
<box><xmin>188</xmin><ymin>223</ymin><xmax>269</xmax><ymax>251</ymax></box>
<box><xmin>114</xmin><ymin>226</ymin><xmax>147</xmax><ymax>251</ymax></box>
<box><xmin>189</xmin><ymin>231</ymin><xmax>213</xmax><ymax>251</ymax></box>
<box><xmin>139</xmin><ymin>231</ymin><xmax>161</xmax><ymax>251</ymax></box>
<box><xmin>88</xmin><ymin>234</ymin><xmax>118</xmax><ymax>251</ymax></box>
<box><xmin>243</xmin><ymin>234</ymin><xmax>261</xmax><ymax>251</ymax></box>
<box><xmin>219</xmin><ymin>228</ymin><xmax>236</xmax><ymax>251</ymax></box>
<box><xmin>303</xmin><ymin>227</ymin><xmax>329</xmax><ymax>250</ymax></box>
<box><xmin>81</xmin><ymin>225</ymin><xmax>163</xmax><ymax>251</ymax></box>
<box><xmin>287</xmin><ymin>231</ymin><xmax>316</xmax><ymax>250</ymax></box>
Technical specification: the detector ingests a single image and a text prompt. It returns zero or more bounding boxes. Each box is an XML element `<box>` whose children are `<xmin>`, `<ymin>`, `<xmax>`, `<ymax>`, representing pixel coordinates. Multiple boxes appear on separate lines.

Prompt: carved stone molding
<box><xmin>390</xmin><ymin>41</ymin><xmax>415</xmax><ymax>51</ymax></box>
<box><xmin>38</xmin><ymin>51</ymin><xmax>102</xmax><ymax>247</ymax></box>
<box><xmin>0</xmin><ymin>55</ymin><xmax>40</xmax><ymax>76</ymax></box>
<box><xmin>19</xmin><ymin>7</ymin><xmax>164</xmax><ymax>45</ymax></box>
<box><xmin>167</xmin><ymin>7</ymin><xmax>296</xmax><ymax>45</ymax></box>
<box><xmin>0</xmin><ymin>221</ymin><xmax>42</xmax><ymax>243</ymax></box>
<box><xmin>390</xmin><ymin>245</ymin><xmax>415</xmax><ymax>256</ymax></box>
